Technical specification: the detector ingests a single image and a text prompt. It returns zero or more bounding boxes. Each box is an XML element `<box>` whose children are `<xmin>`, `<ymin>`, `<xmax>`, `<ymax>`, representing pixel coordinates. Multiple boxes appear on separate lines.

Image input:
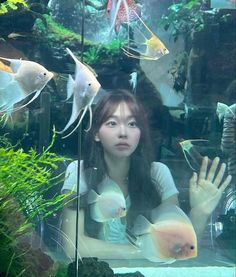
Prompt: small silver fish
<box><xmin>129</xmin><ymin>71</ymin><xmax>138</xmax><ymax>94</ymax></box>
<box><xmin>87</xmin><ymin>182</ymin><xmax>126</xmax><ymax>222</ymax></box>
<box><xmin>133</xmin><ymin>204</ymin><xmax>197</xmax><ymax>263</ymax></box>
<box><xmin>0</xmin><ymin>57</ymin><xmax>53</xmax><ymax>118</ymax></box>
<box><xmin>57</xmin><ymin>48</ymin><xmax>101</xmax><ymax>138</ymax></box>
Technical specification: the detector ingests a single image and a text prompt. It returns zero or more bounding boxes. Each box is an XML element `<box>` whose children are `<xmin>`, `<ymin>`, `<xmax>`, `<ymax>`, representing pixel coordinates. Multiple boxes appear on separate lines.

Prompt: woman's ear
<box><xmin>94</xmin><ymin>134</ymin><xmax>100</xmax><ymax>142</ymax></box>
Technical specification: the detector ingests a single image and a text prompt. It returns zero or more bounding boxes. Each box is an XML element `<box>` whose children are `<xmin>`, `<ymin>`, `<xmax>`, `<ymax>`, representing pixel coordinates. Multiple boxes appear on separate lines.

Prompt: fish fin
<box><xmin>66</xmin><ymin>48</ymin><xmax>97</xmax><ymax>77</ymax></box>
<box><xmin>66</xmin><ymin>48</ymin><xmax>79</xmax><ymax>65</ymax></box>
<box><xmin>97</xmin><ymin>181</ymin><xmax>123</xmax><ymax>196</ymax></box>
<box><xmin>57</xmin><ymin>95</ymin><xmax>82</xmax><ymax>135</ymax></box>
<box><xmin>89</xmin><ymin>203</ymin><xmax>107</xmax><ymax>222</ymax></box>
<box><xmin>0</xmin><ymin>69</ymin><xmax>14</xmax><ymax>86</ymax></box>
<box><xmin>61</xmin><ymin>105</ymin><xmax>88</xmax><ymax>139</ymax></box>
<box><xmin>137</xmin><ymin>232</ymin><xmax>173</xmax><ymax>263</ymax></box>
<box><xmin>151</xmin><ymin>204</ymin><xmax>191</xmax><ymax>226</ymax></box>
<box><xmin>87</xmin><ymin>189</ymin><xmax>99</xmax><ymax>204</ymax></box>
<box><xmin>132</xmin><ymin>9</ymin><xmax>154</xmax><ymax>37</ymax></box>
<box><xmin>132</xmin><ymin>215</ymin><xmax>152</xmax><ymax>236</ymax></box>
<box><xmin>0</xmin><ymin>81</ymin><xmax>25</xmax><ymax>112</ymax></box>
<box><xmin>65</xmin><ymin>75</ymin><xmax>75</xmax><ymax>101</ymax></box>
<box><xmin>0</xmin><ymin>57</ymin><xmax>22</xmax><ymax>73</ymax></box>
<box><xmin>109</xmin><ymin>0</ymin><xmax>130</xmax><ymax>37</ymax></box>
<box><xmin>11</xmin><ymin>90</ymin><xmax>41</xmax><ymax>113</ymax></box>
<box><xmin>84</xmin><ymin>105</ymin><xmax>93</xmax><ymax>132</ymax></box>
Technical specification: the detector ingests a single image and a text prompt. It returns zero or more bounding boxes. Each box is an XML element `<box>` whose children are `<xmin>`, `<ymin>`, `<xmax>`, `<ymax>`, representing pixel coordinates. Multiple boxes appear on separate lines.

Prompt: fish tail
<box><xmin>61</xmin><ymin>105</ymin><xmax>88</xmax><ymax>139</ymax></box>
<box><xmin>65</xmin><ymin>75</ymin><xmax>75</xmax><ymax>101</ymax></box>
<box><xmin>87</xmin><ymin>189</ymin><xmax>98</xmax><ymax>204</ymax></box>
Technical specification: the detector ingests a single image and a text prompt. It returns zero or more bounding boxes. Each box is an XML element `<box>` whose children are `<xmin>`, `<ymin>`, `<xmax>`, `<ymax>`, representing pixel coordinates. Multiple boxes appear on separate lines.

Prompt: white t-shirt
<box><xmin>62</xmin><ymin>160</ymin><xmax>179</xmax><ymax>243</ymax></box>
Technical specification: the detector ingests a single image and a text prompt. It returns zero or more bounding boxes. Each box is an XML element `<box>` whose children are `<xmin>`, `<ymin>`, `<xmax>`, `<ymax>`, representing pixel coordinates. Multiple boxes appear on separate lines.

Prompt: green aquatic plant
<box><xmin>83</xmin><ymin>46</ymin><xmax>100</xmax><ymax>65</ymax></box>
<box><xmin>33</xmin><ymin>14</ymin><xmax>91</xmax><ymax>47</ymax></box>
<box><xmin>0</xmin><ymin>0</ymin><xmax>28</xmax><ymax>15</ymax></box>
<box><xmin>0</xmin><ymin>130</ymin><xmax>71</xmax><ymax>276</ymax></box>
<box><xmin>105</xmin><ymin>38</ymin><xmax>125</xmax><ymax>55</ymax></box>
<box><xmin>158</xmin><ymin>0</ymin><xmax>204</xmax><ymax>41</ymax></box>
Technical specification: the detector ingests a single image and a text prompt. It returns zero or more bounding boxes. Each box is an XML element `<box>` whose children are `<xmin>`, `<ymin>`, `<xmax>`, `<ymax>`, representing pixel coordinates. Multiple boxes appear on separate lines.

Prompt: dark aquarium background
<box><xmin>0</xmin><ymin>0</ymin><xmax>235</xmax><ymax>276</ymax></box>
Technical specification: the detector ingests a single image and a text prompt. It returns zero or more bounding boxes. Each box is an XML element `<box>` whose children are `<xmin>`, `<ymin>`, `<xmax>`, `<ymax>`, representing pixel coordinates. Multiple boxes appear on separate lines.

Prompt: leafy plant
<box><xmin>158</xmin><ymin>0</ymin><xmax>204</xmax><ymax>41</ymax></box>
<box><xmin>105</xmin><ymin>38</ymin><xmax>125</xmax><ymax>55</ymax></box>
<box><xmin>0</xmin><ymin>0</ymin><xmax>28</xmax><ymax>15</ymax></box>
<box><xmin>0</xmin><ymin>130</ymin><xmax>71</xmax><ymax>276</ymax></box>
<box><xmin>83</xmin><ymin>46</ymin><xmax>100</xmax><ymax>65</ymax></box>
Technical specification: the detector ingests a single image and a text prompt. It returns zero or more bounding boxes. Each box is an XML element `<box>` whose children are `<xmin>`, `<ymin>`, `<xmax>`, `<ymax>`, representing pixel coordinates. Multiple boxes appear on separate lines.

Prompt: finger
<box><xmin>189</xmin><ymin>172</ymin><xmax>198</xmax><ymax>190</ymax></box>
<box><xmin>207</xmin><ymin>157</ymin><xmax>220</xmax><ymax>182</ymax></box>
<box><xmin>214</xmin><ymin>162</ymin><xmax>226</xmax><ymax>187</ymax></box>
<box><xmin>199</xmin><ymin>156</ymin><xmax>208</xmax><ymax>181</ymax></box>
<box><xmin>219</xmin><ymin>175</ymin><xmax>232</xmax><ymax>193</ymax></box>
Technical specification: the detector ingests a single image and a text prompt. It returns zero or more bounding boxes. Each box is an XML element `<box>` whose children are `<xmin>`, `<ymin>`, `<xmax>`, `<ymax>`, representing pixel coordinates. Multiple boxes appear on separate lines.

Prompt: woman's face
<box><xmin>95</xmin><ymin>102</ymin><xmax>141</xmax><ymax>159</ymax></box>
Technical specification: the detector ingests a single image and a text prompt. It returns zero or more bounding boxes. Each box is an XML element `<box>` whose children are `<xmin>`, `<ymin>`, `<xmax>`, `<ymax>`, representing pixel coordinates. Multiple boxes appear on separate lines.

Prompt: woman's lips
<box><xmin>115</xmin><ymin>143</ymin><xmax>130</xmax><ymax>149</ymax></box>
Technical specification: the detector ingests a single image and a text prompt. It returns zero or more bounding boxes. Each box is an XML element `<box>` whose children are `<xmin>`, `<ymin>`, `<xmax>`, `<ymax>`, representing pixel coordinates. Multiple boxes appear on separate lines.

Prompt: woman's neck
<box><xmin>104</xmin><ymin>153</ymin><xmax>130</xmax><ymax>193</ymax></box>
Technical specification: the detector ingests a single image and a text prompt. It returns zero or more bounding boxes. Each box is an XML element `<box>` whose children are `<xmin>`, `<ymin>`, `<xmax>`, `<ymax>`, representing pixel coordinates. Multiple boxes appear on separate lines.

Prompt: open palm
<box><xmin>189</xmin><ymin>157</ymin><xmax>232</xmax><ymax>215</ymax></box>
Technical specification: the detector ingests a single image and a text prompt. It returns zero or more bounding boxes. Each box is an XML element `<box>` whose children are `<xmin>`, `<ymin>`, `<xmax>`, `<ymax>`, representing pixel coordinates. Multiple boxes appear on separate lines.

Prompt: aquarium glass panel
<box><xmin>0</xmin><ymin>0</ymin><xmax>235</xmax><ymax>276</ymax></box>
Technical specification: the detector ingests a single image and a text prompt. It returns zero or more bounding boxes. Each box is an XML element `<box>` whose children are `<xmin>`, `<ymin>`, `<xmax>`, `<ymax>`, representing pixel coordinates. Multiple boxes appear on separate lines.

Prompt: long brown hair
<box><xmin>83</xmin><ymin>90</ymin><xmax>161</xmax><ymax>235</ymax></box>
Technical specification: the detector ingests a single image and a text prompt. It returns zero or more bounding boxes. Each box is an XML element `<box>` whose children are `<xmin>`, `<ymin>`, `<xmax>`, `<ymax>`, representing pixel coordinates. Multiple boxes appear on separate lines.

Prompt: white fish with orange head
<box><xmin>0</xmin><ymin>57</ymin><xmax>53</xmax><ymax>116</ymax></box>
<box><xmin>87</xmin><ymin>182</ymin><xmax>126</xmax><ymax>222</ymax></box>
<box><xmin>57</xmin><ymin>48</ymin><xmax>101</xmax><ymax>138</ymax></box>
<box><xmin>133</xmin><ymin>204</ymin><xmax>197</xmax><ymax>263</ymax></box>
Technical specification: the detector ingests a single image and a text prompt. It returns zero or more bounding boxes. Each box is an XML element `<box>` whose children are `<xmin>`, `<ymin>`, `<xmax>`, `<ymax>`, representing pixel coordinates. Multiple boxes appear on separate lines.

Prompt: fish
<box><xmin>0</xmin><ymin>61</ymin><xmax>13</xmax><ymax>73</ymax></box>
<box><xmin>0</xmin><ymin>57</ymin><xmax>53</xmax><ymax>120</ymax></box>
<box><xmin>87</xmin><ymin>182</ymin><xmax>126</xmax><ymax>222</ymax></box>
<box><xmin>57</xmin><ymin>48</ymin><xmax>101</xmax><ymax>139</ymax></box>
<box><xmin>7</xmin><ymin>32</ymin><xmax>27</xmax><ymax>39</ymax></box>
<box><xmin>122</xmin><ymin>10</ymin><xmax>169</xmax><ymax>60</ymax></box>
<box><xmin>216</xmin><ymin>102</ymin><xmax>235</xmax><ymax>122</ymax></box>
<box><xmin>107</xmin><ymin>0</ymin><xmax>140</xmax><ymax>34</ymax></box>
<box><xmin>179</xmin><ymin>139</ymin><xmax>209</xmax><ymax>171</ymax></box>
<box><xmin>129</xmin><ymin>71</ymin><xmax>138</xmax><ymax>93</ymax></box>
<box><xmin>132</xmin><ymin>204</ymin><xmax>197</xmax><ymax>263</ymax></box>
<box><xmin>220</xmin><ymin>103</ymin><xmax>236</xmax><ymax>175</ymax></box>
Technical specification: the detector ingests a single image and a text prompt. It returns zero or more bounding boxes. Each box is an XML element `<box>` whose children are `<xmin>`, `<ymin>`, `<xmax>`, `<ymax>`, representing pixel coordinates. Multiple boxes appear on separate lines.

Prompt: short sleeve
<box><xmin>61</xmin><ymin>160</ymin><xmax>88</xmax><ymax>195</ymax></box>
<box><xmin>151</xmin><ymin>162</ymin><xmax>179</xmax><ymax>201</ymax></box>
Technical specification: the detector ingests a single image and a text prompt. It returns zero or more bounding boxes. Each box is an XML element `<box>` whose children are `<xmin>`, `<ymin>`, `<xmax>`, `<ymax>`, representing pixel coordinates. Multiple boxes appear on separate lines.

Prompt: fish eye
<box><xmin>190</xmin><ymin>245</ymin><xmax>195</xmax><ymax>250</ymax></box>
<box><xmin>88</xmin><ymin>83</ymin><xmax>91</xmax><ymax>86</ymax></box>
<box><xmin>43</xmin><ymin>72</ymin><xmax>47</xmax><ymax>76</ymax></box>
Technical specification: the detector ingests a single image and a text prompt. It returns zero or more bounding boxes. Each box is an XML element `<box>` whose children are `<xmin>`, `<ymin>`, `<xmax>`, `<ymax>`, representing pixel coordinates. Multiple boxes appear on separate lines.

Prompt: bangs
<box><xmin>92</xmin><ymin>90</ymin><xmax>145</xmax><ymax>132</ymax></box>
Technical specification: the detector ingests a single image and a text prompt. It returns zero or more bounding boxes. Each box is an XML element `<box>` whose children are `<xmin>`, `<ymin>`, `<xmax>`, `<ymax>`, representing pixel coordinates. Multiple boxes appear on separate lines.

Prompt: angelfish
<box><xmin>87</xmin><ymin>182</ymin><xmax>126</xmax><ymax>222</ymax></box>
<box><xmin>132</xmin><ymin>204</ymin><xmax>197</xmax><ymax>263</ymax></box>
<box><xmin>57</xmin><ymin>48</ymin><xmax>101</xmax><ymax>138</ymax></box>
<box><xmin>0</xmin><ymin>57</ymin><xmax>53</xmax><ymax>116</ymax></box>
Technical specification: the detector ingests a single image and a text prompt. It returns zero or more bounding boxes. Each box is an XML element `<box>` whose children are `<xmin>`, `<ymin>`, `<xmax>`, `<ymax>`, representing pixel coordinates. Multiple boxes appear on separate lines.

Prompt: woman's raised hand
<box><xmin>189</xmin><ymin>156</ymin><xmax>232</xmax><ymax>215</ymax></box>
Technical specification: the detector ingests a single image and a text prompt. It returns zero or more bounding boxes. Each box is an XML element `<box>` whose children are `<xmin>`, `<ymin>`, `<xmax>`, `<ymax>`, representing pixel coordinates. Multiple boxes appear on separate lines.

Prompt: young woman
<box><xmin>61</xmin><ymin>90</ymin><xmax>232</xmax><ymax>260</ymax></box>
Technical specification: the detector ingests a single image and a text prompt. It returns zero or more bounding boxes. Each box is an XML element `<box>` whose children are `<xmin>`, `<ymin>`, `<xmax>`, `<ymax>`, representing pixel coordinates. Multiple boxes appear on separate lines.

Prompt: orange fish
<box><xmin>133</xmin><ymin>204</ymin><xmax>197</xmax><ymax>263</ymax></box>
<box><xmin>122</xmin><ymin>10</ymin><xmax>169</xmax><ymax>60</ymax></box>
<box><xmin>0</xmin><ymin>61</ymin><xmax>13</xmax><ymax>73</ymax></box>
<box><xmin>107</xmin><ymin>0</ymin><xmax>140</xmax><ymax>34</ymax></box>
<box><xmin>0</xmin><ymin>57</ymin><xmax>53</xmax><ymax>123</ymax></box>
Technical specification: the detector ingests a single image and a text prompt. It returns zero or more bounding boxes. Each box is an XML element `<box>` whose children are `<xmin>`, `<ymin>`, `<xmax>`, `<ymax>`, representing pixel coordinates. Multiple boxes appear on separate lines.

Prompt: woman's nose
<box><xmin>118</xmin><ymin>124</ymin><xmax>127</xmax><ymax>138</ymax></box>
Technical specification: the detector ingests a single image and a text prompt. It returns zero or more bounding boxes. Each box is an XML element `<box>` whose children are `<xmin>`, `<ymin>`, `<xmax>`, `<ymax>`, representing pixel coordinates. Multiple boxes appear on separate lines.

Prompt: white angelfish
<box><xmin>216</xmin><ymin>102</ymin><xmax>235</xmax><ymax>121</ymax></box>
<box><xmin>0</xmin><ymin>57</ymin><xmax>53</xmax><ymax>119</ymax></box>
<box><xmin>57</xmin><ymin>48</ymin><xmax>101</xmax><ymax>138</ymax></box>
<box><xmin>133</xmin><ymin>204</ymin><xmax>197</xmax><ymax>263</ymax></box>
<box><xmin>87</xmin><ymin>182</ymin><xmax>126</xmax><ymax>222</ymax></box>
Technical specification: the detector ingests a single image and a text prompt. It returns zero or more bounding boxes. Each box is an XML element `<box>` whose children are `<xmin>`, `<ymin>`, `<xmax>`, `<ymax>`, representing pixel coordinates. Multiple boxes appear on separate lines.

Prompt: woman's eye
<box><xmin>105</xmin><ymin>120</ymin><xmax>117</xmax><ymax>127</ymax></box>
<box><xmin>128</xmin><ymin>121</ymin><xmax>138</xmax><ymax>127</ymax></box>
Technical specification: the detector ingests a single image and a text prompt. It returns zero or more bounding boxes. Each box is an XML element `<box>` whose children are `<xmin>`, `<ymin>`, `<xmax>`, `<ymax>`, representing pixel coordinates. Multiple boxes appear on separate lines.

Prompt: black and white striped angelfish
<box><xmin>218</xmin><ymin>102</ymin><xmax>236</xmax><ymax>175</ymax></box>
